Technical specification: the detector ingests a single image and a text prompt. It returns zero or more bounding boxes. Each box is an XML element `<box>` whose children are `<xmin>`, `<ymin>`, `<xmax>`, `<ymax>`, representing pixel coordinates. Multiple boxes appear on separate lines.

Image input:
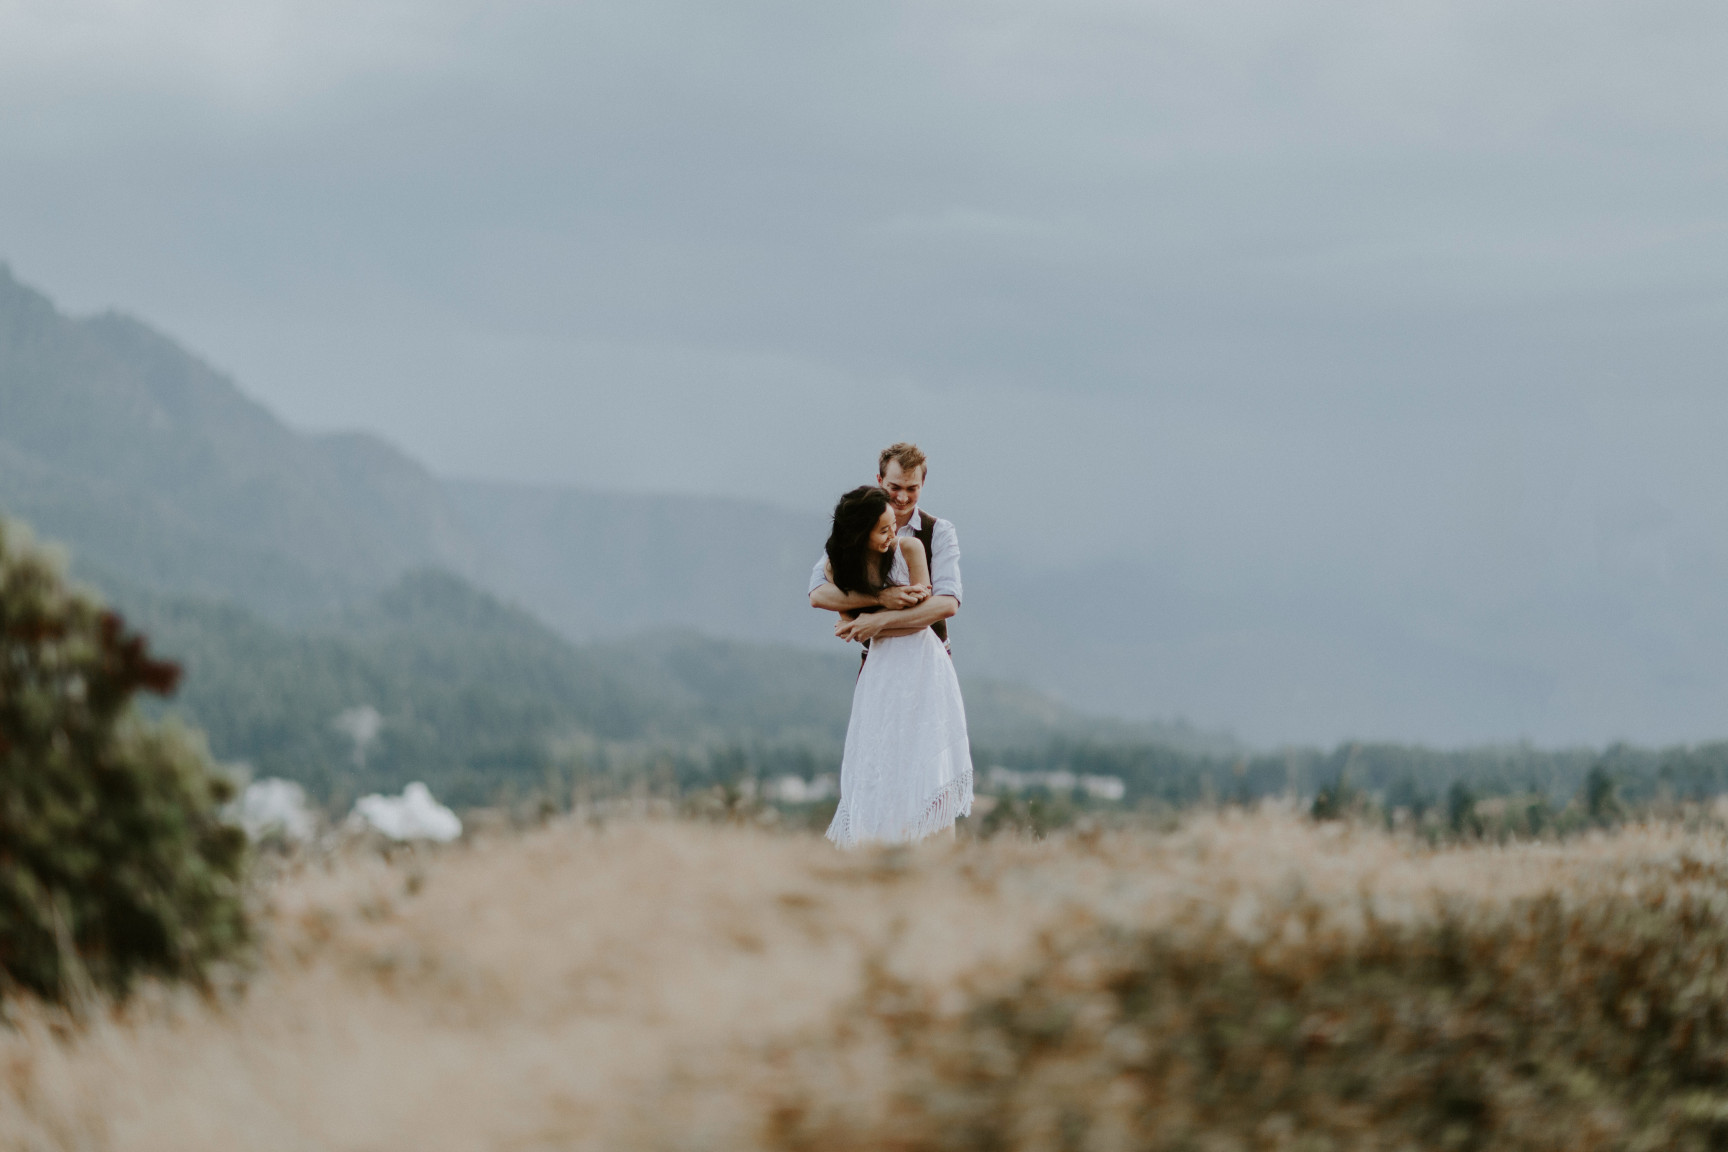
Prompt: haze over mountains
<box><xmin>7</xmin><ymin>261</ymin><xmax>1728</xmax><ymax>748</ymax></box>
<box><xmin>0</xmin><ymin>263</ymin><xmax>1225</xmax><ymax>773</ymax></box>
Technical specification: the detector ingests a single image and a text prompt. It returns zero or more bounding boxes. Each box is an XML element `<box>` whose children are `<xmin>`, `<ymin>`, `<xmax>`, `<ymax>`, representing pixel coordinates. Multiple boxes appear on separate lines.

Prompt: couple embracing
<box><xmin>809</xmin><ymin>442</ymin><xmax>973</xmax><ymax>847</ymax></box>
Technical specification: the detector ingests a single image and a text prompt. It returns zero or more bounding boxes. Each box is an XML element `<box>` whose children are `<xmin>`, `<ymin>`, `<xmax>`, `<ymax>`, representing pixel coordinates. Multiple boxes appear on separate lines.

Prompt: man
<box><xmin>809</xmin><ymin>442</ymin><xmax>961</xmax><ymax>647</ymax></box>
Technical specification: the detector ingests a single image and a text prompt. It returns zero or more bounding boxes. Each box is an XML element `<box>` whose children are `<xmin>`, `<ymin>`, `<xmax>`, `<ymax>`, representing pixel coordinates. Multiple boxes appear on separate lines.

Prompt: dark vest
<box><xmin>913</xmin><ymin>511</ymin><xmax>949</xmax><ymax>646</ymax></box>
<box><xmin>859</xmin><ymin>510</ymin><xmax>948</xmax><ymax>657</ymax></box>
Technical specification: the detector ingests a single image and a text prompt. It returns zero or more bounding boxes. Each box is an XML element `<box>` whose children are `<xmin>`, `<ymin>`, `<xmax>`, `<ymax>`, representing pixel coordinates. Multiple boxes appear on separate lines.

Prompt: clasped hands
<box><xmin>834</xmin><ymin>583</ymin><xmax>930</xmax><ymax>642</ymax></box>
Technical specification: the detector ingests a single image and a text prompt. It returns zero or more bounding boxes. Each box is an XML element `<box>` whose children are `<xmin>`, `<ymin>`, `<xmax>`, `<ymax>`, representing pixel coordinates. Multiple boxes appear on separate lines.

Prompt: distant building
<box><xmin>767</xmin><ymin>774</ymin><xmax>839</xmax><ymax>803</ymax></box>
<box><xmin>986</xmin><ymin>767</ymin><xmax>1126</xmax><ymax>802</ymax></box>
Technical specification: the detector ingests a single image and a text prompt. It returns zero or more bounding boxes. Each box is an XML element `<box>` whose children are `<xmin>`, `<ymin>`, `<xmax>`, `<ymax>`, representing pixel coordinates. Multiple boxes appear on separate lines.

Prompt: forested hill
<box><xmin>124</xmin><ymin>568</ymin><xmax>1200</xmax><ymax>806</ymax></box>
<box><xmin>125</xmin><ymin>569</ymin><xmax>850</xmax><ymax>805</ymax></box>
<box><xmin>130</xmin><ymin>567</ymin><xmax>1728</xmax><ymax>821</ymax></box>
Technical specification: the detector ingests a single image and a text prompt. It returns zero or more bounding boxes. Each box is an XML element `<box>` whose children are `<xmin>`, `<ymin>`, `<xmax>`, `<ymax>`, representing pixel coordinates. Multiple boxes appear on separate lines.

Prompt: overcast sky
<box><xmin>6</xmin><ymin>0</ymin><xmax>1728</xmax><ymax>740</ymax></box>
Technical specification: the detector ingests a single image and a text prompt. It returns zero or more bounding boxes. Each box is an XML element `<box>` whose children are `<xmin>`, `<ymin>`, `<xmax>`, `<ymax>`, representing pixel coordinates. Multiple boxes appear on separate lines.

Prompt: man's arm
<box><xmin>812</xmin><ymin>581</ymin><xmax>930</xmax><ymax>612</ymax></box>
<box><xmin>928</xmin><ymin>518</ymin><xmax>963</xmax><ymax>604</ymax></box>
<box><xmin>836</xmin><ymin>594</ymin><xmax>958</xmax><ymax>642</ymax></box>
<box><xmin>811</xmin><ymin>582</ymin><xmax>882</xmax><ymax>612</ymax></box>
<box><xmin>808</xmin><ymin>553</ymin><xmax>929</xmax><ymax>612</ymax></box>
<box><xmin>809</xmin><ymin>553</ymin><xmax>876</xmax><ymax>611</ymax></box>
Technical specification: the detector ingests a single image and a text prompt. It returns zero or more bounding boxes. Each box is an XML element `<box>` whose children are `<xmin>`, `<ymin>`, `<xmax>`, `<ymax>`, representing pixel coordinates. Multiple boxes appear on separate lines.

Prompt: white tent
<box><xmin>352</xmin><ymin>782</ymin><xmax>462</xmax><ymax>843</ymax></box>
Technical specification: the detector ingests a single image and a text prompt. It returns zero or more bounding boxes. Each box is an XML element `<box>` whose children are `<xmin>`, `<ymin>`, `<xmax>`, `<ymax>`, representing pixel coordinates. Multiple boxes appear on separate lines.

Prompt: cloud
<box><xmin>9</xmin><ymin>0</ymin><xmax>1725</xmax><ymax>420</ymax></box>
<box><xmin>0</xmin><ymin>0</ymin><xmax>462</xmax><ymax>113</ymax></box>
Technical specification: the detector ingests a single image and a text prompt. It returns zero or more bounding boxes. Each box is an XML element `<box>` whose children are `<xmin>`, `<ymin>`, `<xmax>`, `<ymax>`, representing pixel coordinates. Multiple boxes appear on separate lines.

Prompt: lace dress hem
<box><xmin>825</xmin><ymin>767</ymin><xmax>973</xmax><ymax>849</ymax></box>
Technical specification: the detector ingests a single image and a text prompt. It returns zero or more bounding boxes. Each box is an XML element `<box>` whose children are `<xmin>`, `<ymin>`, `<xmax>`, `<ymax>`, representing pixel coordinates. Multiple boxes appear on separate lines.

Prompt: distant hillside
<box><xmin>16</xmin><ymin>266</ymin><xmax>1728</xmax><ymax>745</ymax></box>
<box><xmin>0</xmin><ymin>264</ymin><xmax>895</xmax><ymax>651</ymax></box>
<box><xmin>0</xmin><ymin>264</ymin><xmax>469</xmax><ymax>617</ymax></box>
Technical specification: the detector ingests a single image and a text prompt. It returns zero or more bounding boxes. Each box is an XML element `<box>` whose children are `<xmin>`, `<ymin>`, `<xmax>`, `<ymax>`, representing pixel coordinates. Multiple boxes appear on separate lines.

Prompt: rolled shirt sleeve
<box><xmin>928</xmin><ymin>517</ymin><xmax>963</xmax><ymax>604</ymax></box>
<box><xmin>808</xmin><ymin>554</ymin><xmax>829</xmax><ymax>596</ymax></box>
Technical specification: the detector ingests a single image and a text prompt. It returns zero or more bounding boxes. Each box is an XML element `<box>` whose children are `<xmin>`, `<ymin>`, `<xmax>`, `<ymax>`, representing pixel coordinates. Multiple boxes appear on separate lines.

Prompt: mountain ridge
<box><xmin>0</xmin><ymin>264</ymin><xmax>471</xmax><ymax>616</ymax></box>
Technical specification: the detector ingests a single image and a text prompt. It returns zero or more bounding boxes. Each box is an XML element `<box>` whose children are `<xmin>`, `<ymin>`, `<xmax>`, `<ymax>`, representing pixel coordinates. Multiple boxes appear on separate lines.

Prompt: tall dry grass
<box><xmin>5</xmin><ymin>809</ymin><xmax>1728</xmax><ymax>1150</ymax></box>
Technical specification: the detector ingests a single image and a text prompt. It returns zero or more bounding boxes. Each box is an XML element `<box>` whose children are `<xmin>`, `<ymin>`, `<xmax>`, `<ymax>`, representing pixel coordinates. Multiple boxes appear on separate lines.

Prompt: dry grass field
<box><xmin>7</xmin><ymin>808</ymin><xmax>1728</xmax><ymax>1151</ymax></box>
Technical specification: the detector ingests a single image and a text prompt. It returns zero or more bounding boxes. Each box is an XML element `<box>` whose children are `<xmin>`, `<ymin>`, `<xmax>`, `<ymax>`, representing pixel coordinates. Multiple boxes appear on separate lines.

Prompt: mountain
<box><xmin>0</xmin><ymin>263</ymin><xmax>1230</xmax><ymax>748</ymax></box>
<box><xmin>0</xmin><ymin>265</ymin><xmax>470</xmax><ymax>617</ymax></box>
<box><xmin>12</xmin><ymin>262</ymin><xmax>1728</xmax><ymax>747</ymax></box>
<box><xmin>0</xmin><ymin>264</ymin><xmax>1237</xmax><ymax>790</ymax></box>
<box><xmin>0</xmin><ymin>262</ymin><xmax>867</xmax><ymax>649</ymax></box>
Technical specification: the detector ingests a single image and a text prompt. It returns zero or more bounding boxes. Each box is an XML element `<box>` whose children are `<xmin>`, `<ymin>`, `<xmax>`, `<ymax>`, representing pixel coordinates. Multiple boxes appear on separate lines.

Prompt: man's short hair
<box><xmin>878</xmin><ymin>442</ymin><xmax>928</xmax><ymax>480</ymax></box>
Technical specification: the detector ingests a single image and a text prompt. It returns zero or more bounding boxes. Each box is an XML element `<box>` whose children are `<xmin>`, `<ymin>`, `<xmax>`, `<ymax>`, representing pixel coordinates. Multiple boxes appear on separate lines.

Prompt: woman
<box><xmin>822</xmin><ymin>486</ymin><xmax>974</xmax><ymax>847</ymax></box>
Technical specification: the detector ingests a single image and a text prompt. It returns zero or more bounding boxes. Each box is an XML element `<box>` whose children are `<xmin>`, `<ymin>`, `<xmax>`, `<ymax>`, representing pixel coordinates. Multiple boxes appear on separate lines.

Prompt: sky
<box><xmin>5</xmin><ymin>0</ymin><xmax>1728</xmax><ymax>743</ymax></box>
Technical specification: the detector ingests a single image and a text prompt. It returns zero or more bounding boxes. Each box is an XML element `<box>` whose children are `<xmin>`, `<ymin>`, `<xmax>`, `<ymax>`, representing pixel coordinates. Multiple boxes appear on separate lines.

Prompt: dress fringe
<box><xmin>908</xmin><ymin>770</ymin><xmax>973</xmax><ymax>841</ymax></box>
<box><xmin>826</xmin><ymin>768</ymin><xmax>973</xmax><ymax>849</ymax></box>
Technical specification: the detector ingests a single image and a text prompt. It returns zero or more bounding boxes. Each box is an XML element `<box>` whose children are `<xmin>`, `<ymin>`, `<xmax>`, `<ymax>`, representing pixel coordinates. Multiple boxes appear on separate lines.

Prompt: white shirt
<box><xmin>808</xmin><ymin>508</ymin><xmax>963</xmax><ymax>604</ymax></box>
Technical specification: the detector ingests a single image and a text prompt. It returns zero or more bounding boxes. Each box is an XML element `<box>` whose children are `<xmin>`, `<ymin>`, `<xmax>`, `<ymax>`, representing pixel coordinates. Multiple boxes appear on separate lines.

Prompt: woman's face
<box><xmin>869</xmin><ymin>506</ymin><xmax>897</xmax><ymax>553</ymax></box>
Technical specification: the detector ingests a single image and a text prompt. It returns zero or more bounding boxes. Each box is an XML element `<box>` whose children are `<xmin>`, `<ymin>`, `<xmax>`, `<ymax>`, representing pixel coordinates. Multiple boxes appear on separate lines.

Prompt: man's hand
<box><xmin>833</xmin><ymin>592</ymin><xmax>958</xmax><ymax>644</ymax></box>
<box><xmin>879</xmin><ymin>583</ymin><xmax>930</xmax><ymax>611</ymax></box>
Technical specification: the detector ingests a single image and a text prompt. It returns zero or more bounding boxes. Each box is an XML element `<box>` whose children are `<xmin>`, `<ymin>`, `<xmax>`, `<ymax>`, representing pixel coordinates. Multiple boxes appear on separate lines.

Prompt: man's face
<box><xmin>878</xmin><ymin>460</ymin><xmax>924</xmax><ymax>526</ymax></box>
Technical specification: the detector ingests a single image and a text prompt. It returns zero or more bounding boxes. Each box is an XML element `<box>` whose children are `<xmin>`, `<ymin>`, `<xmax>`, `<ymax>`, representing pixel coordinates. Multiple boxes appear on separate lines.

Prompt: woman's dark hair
<box><xmin>826</xmin><ymin>486</ymin><xmax>897</xmax><ymax>595</ymax></box>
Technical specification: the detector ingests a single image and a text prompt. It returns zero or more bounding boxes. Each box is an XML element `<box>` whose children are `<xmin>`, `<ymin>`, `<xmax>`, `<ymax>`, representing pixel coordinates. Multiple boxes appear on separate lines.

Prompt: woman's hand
<box><xmin>836</xmin><ymin>612</ymin><xmax>888</xmax><ymax>643</ymax></box>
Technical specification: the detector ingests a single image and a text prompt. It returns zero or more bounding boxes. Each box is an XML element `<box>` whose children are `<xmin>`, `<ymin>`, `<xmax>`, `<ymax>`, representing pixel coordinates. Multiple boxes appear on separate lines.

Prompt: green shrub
<box><xmin>1310</xmin><ymin>768</ymin><xmax>1363</xmax><ymax>821</ymax></box>
<box><xmin>975</xmin><ymin>793</ymin><xmax>1080</xmax><ymax>839</ymax></box>
<box><xmin>0</xmin><ymin>519</ymin><xmax>247</xmax><ymax>1004</ymax></box>
<box><xmin>1447</xmin><ymin>777</ymin><xmax>1482</xmax><ymax>836</ymax></box>
<box><xmin>1587</xmin><ymin>761</ymin><xmax>1623</xmax><ymax>824</ymax></box>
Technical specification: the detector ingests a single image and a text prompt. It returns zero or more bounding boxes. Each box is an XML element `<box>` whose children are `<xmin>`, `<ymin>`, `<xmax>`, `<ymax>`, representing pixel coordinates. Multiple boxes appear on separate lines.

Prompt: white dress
<box><xmin>826</xmin><ymin>547</ymin><xmax>974</xmax><ymax>847</ymax></box>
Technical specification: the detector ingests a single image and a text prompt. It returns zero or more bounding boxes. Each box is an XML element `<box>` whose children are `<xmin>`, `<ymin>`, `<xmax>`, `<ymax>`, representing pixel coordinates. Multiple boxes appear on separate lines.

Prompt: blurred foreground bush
<box><xmin>774</xmin><ymin>842</ymin><xmax>1728</xmax><ymax>1151</ymax></box>
<box><xmin>0</xmin><ymin>520</ymin><xmax>247</xmax><ymax>1004</ymax></box>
